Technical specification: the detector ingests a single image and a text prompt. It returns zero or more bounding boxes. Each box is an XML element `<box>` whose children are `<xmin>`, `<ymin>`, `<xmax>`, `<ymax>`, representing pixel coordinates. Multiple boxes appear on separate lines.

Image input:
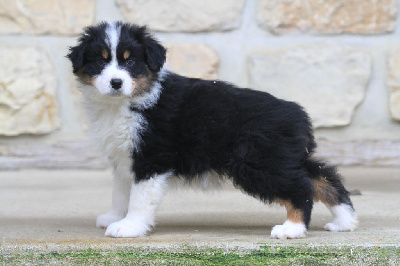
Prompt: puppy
<box><xmin>67</xmin><ymin>21</ymin><xmax>358</xmax><ymax>239</ymax></box>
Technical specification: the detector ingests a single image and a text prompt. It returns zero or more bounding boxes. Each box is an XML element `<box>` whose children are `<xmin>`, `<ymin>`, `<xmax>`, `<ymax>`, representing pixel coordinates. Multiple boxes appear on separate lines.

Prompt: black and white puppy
<box><xmin>67</xmin><ymin>21</ymin><xmax>358</xmax><ymax>239</ymax></box>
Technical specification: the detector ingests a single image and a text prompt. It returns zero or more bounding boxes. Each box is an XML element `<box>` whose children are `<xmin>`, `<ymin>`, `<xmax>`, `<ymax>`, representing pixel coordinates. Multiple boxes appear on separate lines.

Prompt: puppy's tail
<box><xmin>304</xmin><ymin>158</ymin><xmax>353</xmax><ymax>208</ymax></box>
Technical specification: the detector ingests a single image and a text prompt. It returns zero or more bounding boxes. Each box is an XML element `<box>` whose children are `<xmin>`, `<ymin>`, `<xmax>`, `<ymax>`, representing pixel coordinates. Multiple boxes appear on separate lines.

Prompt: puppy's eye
<box><xmin>126</xmin><ymin>58</ymin><xmax>135</xmax><ymax>66</ymax></box>
<box><xmin>97</xmin><ymin>59</ymin><xmax>106</xmax><ymax>66</ymax></box>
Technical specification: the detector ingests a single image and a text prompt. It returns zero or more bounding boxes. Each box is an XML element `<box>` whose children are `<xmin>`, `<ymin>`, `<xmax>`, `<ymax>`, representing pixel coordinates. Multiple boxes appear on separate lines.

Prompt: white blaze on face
<box><xmin>94</xmin><ymin>22</ymin><xmax>133</xmax><ymax>96</ymax></box>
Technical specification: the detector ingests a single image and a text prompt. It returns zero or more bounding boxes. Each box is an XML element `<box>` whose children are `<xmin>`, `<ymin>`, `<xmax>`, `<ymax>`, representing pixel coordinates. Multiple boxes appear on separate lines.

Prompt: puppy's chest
<box><xmin>86</xmin><ymin>102</ymin><xmax>145</xmax><ymax>161</ymax></box>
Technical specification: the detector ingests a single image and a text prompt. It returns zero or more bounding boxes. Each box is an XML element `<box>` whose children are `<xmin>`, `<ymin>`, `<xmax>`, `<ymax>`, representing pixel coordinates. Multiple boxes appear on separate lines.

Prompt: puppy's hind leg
<box><xmin>270</xmin><ymin>179</ymin><xmax>313</xmax><ymax>240</ymax></box>
<box><xmin>229</xmin><ymin>161</ymin><xmax>312</xmax><ymax>239</ymax></box>
<box><xmin>307</xmin><ymin>160</ymin><xmax>358</xmax><ymax>232</ymax></box>
<box><xmin>324</xmin><ymin>203</ymin><xmax>358</xmax><ymax>232</ymax></box>
<box><xmin>270</xmin><ymin>199</ymin><xmax>311</xmax><ymax>239</ymax></box>
<box><xmin>105</xmin><ymin>172</ymin><xmax>171</xmax><ymax>238</ymax></box>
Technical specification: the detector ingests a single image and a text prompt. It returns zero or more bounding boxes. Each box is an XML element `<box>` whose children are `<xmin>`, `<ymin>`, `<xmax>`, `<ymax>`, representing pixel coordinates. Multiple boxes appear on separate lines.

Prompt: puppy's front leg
<box><xmin>105</xmin><ymin>172</ymin><xmax>171</xmax><ymax>238</ymax></box>
<box><xmin>96</xmin><ymin>169</ymin><xmax>132</xmax><ymax>228</ymax></box>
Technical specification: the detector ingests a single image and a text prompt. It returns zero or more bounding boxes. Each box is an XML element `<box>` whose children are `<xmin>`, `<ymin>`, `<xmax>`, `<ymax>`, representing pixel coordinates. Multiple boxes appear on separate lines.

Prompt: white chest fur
<box><xmin>82</xmin><ymin>97</ymin><xmax>146</xmax><ymax>168</ymax></box>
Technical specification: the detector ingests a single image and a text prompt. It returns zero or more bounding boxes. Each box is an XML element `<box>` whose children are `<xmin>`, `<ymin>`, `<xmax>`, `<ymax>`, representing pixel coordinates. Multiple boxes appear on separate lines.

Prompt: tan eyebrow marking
<box><xmin>102</xmin><ymin>49</ymin><xmax>109</xmax><ymax>60</ymax></box>
<box><xmin>123</xmin><ymin>50</ymin><xmax>130</xmax><ymax>60</ymax></box>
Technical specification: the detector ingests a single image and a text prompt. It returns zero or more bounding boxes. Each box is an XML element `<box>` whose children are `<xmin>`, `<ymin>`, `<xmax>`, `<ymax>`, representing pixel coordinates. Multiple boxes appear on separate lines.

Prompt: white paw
<box><xmin>323</xmin><ymin>217</ymin><xmax>358</xmax><ymax>232</ymax></box>
<box><xmin>271</xmin><ymin>221</ymin><xmax>307</xmax><ymax>239</ymax></box>
<box><xmin>105</xmin><ymin>217</ymin><xmax>150</xmax><ymax>238</ymax></box>
<box><xmin>324</xmin><ymin>223</ymin><xmax>341</xmax><ymax>232</ymax></box>
<box><xmin>96</xmin><ymin>212</ymin><xmax>125</xmax><ymax>228</ymax></box>
<box><xmin>324</xmin><ymin>204</ymin><xmax>358</xmax><ymax>232</ymax></box>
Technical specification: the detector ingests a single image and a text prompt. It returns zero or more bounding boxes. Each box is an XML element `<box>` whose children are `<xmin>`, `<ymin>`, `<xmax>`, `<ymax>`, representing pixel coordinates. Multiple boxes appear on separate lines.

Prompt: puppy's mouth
<box><xmin>107</xmin><ymin>89</ymin><xmax>124</xmax><ymax>96</ymax></box>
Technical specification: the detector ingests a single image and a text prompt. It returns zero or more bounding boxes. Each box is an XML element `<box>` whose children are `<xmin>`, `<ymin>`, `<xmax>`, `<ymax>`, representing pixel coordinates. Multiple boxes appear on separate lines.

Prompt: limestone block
<box><xmin>0</xmin><ymin>47</ymin><xmax>60</xmax><ymax>136</ymax></box>
<box><xmin>0</xmin><ymin>141</ymin><xmax>108</xmax><ymax>169</ymax></box>
<box><xmin>0</xmin><ymin>0</ymin><xmax>94</xmax><ymax>34</ymax></box>
<box><xmin>257</xmin><ymin>0</ymin><xmax>396</xmax><ymax>35</ymax></box>
<box><xmin>388</xmin><ymin>51</ymin><xmax>400</xmax><ymax>121</ymax></box>
<box><xmin>248</xmin><ymin>45</ymin><xmax>371</xmax><ymax>128</ymax></box>
<box><xmin>316</xmin><ymin>140</ymin><xmax>400</xmax><ymax>166</ymax></box>
<box><xmin>115</xmin><ymin>0</ymin><xmax>245</xmax><ymax>32</ymax></box>
<box><xmin>166</xmin><ymin>44</ymin><xmax>219</xmax><ymax>79</ymax></box>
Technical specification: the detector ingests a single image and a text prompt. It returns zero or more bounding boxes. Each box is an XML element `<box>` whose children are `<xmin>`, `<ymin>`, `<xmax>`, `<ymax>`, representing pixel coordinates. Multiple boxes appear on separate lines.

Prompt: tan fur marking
<box><xmin>312</xmin><ymin>178</ymin><xmax>339</xmax><ymax>205</ymax></box>
<box><xmin>276</xmin><ymin>199</ymin><xmax>304</xmax><ymax>224</ymax></box>
<box><xmin>131</xmin><ymin>72</ymin><xmax>154</xmax><ymax>97</ymax></box>
<box><xmin>123</xmin><ymin>50</ymin><xmax>130</xmax><ymax>60</ymax></box>
<box><xmin>102</xmin><ymin>49</ymin><xmax>108</xmax><ymax>60</ymax></box>
<box><xmin>76</xmin><ymin>69</ymin><xmax>95</xmax><ymax>85</ymax></box>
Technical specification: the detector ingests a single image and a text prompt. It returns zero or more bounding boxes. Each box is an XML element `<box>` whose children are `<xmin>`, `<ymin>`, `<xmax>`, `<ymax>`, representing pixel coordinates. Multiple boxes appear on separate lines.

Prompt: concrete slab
<box><xmin>0</xmin><ymin>167</ymin><xmax>399</xmax><ymax>250</ymax></box>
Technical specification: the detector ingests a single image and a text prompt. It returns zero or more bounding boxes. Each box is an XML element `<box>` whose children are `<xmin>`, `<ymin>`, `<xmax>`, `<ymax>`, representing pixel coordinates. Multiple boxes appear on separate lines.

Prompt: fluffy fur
<box><xmin>67</xmin><ymin>21</ymin><xmax>358</xmax><ymax>239</ymax></box>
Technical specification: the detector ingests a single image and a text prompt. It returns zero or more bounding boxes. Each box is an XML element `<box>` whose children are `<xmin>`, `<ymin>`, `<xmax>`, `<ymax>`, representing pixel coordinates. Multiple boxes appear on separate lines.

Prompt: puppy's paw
<box><xmin>323</xmin><ymin>219</ymin><xmax>358</xmax><ymax>232</ymax></box>
<box><xmin>324</xmin><ymin>222</ymin><xmax>341</xmax><ymax>232</ymax></box>
<box><xmin>105</xmin><ymin>217</ymin><xmax>151</xmax><ymax>238</ymax></box>
<box><xmin>324</xmin><ymin>204</ymin><xmax>358</xmax><ymax>232</ymax></box>
<box><xmin>96</xmin><ymin>212</ymin><xmax>125</xmax><ymax>228</ymax></box>
<box><xmin>270</xmin><ymin>221</ymin><xmax>307</xmax><ymax>239</ymax></box>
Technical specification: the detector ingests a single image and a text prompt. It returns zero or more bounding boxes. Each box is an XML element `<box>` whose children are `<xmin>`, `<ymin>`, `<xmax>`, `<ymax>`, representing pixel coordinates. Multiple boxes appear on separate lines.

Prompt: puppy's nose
<box><xmin>110</xmin><ymin>78</ymin><xmax>123</xmax><ymax>90</ymax></box>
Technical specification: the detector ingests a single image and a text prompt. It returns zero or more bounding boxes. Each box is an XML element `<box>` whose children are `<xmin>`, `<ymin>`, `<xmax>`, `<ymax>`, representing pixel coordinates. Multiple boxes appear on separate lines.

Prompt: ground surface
<box><xmin>0</xmin><ymin>167</ymin><xmax>399</xmax><ymax>264</ymax></box>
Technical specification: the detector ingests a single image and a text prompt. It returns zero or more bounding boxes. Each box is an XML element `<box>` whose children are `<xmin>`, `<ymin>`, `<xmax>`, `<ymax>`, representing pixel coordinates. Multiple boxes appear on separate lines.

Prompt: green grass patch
<box><xmin>1</xmin><ymin>245</ymin><xmax>399</xmax><ymax>265</ymax></box>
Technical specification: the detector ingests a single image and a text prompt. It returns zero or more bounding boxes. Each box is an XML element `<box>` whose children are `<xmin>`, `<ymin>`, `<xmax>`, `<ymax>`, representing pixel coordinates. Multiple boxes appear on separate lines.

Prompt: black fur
<box><xmin>67</xmin><ymin>22</ymin><xmax>109</xmax><ymax>74</ymax></box>
<box><xmin>117</xmin><ymin>23</ymin><xmax>166</xmax><ymax>75</ymax></box>
<box><xmin>132</xmin><ymin>73</ymin><xmax>352</xmax><ymax>228</ymax></box>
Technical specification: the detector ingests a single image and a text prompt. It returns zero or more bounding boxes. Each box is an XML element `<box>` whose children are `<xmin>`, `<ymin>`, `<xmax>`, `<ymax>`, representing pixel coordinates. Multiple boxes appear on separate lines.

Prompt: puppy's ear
<box><xmin>67</xmin><ymin>31</ymin><xmax>92</xmax><ymax>73</ymax></box>
<box><xmin>142</xmin><ymin>32</ymin><xmax>166</xmax><ymax>72</ymax></box>
<box><xmin>67</xmin><ymin>43</ymin><xmax>85</xmax><ymax>74</ymax></box>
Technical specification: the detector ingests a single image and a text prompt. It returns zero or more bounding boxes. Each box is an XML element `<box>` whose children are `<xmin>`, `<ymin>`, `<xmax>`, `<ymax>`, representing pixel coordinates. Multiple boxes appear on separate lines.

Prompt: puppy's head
<box><xmin>67</xmin><ymin>21</ymin><xmax>166</xmax><ymax>98</ymax></box>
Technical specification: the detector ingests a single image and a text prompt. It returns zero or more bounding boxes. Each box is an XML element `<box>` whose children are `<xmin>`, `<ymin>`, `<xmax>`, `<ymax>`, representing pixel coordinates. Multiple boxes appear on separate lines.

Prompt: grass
<box><xmin>1</xmin><ymin>245</ymin><xmax>399</xmax><ymax>265</ymax></box>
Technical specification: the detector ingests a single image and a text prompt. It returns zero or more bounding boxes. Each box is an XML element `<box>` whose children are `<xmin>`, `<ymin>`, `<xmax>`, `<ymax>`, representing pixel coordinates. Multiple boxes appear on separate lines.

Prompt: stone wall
<box><xmin>1</xmin><ymin>0</ymin><xmax>399</xmax><ymax>169</ymax></box>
